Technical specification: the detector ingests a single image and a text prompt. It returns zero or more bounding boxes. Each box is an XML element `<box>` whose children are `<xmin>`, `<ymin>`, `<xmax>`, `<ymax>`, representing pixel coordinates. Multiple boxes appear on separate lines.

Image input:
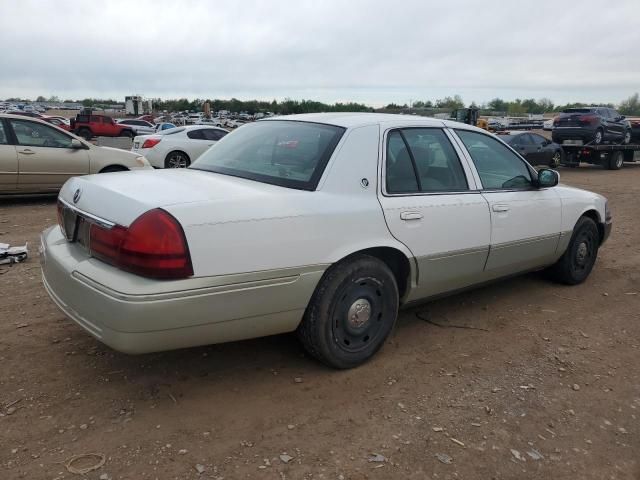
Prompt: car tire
<box><xmin>164</xmin><ymin>151</ymin><xmax>190</xmax><ymax>168</ymax></box>
<box><xmin>593</xmin><ymin>128</ymin><xmax>603</xmax><ymax>145</ymax></box>
<box><xmin>77</xmin><ymin>128</ymin><xmax>92</xmax><ymax>140</ymax></box>
<box><xmin>120</xmin><ymin>130</ymin><xmax>134</xmax><ymax>138</ymax></box>
<box><xmin>550</xmin><ymin>150</ymin><xmax>562</xmax><ymax>168</ymax></box>
<box><xmin>623</xmin><ymin>130</ymin><xmax>631</xmax><ymax>145</ymax></box>
<box><xmin>607</xmin><ymin>151</ymin><xmax>624</xmax><ymax>170</ymax></box>
<box><xmin>547</xmin><ymin>216</ymin><xmax>600</xmax><ymax>285</ymax></box>
<box><xmin>297</xmin><ymin>254</ymin><xmax>399</xmax><ymax>369</ymax></box>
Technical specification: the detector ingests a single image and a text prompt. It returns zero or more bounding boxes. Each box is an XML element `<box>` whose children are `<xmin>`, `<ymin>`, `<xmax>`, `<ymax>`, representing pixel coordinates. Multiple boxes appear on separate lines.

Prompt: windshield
<box><xmin>190</xmin><ymin>120</ymin><xmax>345</xmax><ymax>190</ymax></box>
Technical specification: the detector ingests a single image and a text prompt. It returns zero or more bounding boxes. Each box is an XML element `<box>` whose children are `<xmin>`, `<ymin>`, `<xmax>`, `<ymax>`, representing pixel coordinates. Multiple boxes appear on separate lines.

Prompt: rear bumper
<box><xmin>40</xmin><ymin>226</ymin><xmax>325</xmax><ymax>354</ymax></box>
<box><xmin>552</xmin><ymin>127</ymin><xmax>595</xmax><ymax>142</ymax></box>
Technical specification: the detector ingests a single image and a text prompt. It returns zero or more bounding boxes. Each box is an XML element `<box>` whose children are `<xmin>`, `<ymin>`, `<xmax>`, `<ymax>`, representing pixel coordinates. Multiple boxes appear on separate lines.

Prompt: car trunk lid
<box><xmin>58</xmin><ymin>168</ymin><xmax>303</xmax><ymax>227</ymax></box>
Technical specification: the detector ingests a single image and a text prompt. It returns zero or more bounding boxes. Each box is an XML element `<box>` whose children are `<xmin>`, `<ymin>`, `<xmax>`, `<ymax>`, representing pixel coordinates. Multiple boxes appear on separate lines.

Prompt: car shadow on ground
<box><xmin>59</xmin><ymin>269</ymin><xmax>553</xmax><ymax>404</ymax></box>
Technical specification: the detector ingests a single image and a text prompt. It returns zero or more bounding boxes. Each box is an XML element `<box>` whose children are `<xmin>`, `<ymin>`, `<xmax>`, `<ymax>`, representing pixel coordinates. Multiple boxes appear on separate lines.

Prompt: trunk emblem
<box><xmin>73</xmin><ymin>188</ymin><xmax>82</xmax><ymax>204</ymax></box>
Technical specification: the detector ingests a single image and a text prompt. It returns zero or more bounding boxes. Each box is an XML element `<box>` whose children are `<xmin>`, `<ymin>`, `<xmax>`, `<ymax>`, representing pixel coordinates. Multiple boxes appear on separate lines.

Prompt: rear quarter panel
<box><xmin>166</xmin><ymin>124</ymin><xmax>412</xmax><ymax>277</ymax></box>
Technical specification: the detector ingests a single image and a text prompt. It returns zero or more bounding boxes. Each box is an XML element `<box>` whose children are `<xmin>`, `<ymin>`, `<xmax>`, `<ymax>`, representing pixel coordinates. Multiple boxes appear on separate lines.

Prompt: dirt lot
<box><xmin>1</xmin><ymin>164</ymin><xmax>639</xmax><ymax>480</ymax></box>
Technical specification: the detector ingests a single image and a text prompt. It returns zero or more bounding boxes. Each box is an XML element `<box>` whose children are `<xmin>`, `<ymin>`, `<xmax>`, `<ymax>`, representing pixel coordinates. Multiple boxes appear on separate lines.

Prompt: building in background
<box><xmin>125</xmin><ymin>95</ymin><xmax>153</xmax><ymax>116</ymax></box>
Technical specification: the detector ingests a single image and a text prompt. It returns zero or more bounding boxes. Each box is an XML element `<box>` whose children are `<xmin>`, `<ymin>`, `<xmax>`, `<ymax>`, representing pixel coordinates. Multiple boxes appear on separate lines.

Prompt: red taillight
<box><xmin>89</xmin><ymin>209</ymin><xmax>193</xmax><ymax>279</ymax></box>
<box><xmin>579</xmin><ymin>115</ymin><xmax>597</xmax><ymax>124</ymax></box>
<box><xmin>141</xmin><ymin>138</ymin><xmax>161</xmax><ymax>149</ymax></box>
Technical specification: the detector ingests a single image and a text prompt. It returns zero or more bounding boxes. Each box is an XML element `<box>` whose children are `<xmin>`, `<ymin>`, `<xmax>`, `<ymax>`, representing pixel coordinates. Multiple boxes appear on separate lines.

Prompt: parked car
<box><xmin>154</xmin><ymin>122</ymin><xmax>177</xmax><ymax>132</ymax></box>
<box><xmin>0</xmin><ymin>114</ymin><xmax>151</xmax><ymax>194</ymax></box>
<box><xmin>41</xmin><ymin>113</ymin><xmax>611</xmax><ymax>368</ymax></box>
<box><xmin>131</xmin><ymin>125</ymin><xmax>228</xmax><ymax>168</ymax></box>
<box><xmin>137</xmin><ymin>115</ymin><xmax>156</xmax><ymax>123</ymax></box>
<box><xmin>186</xmin><ymin>113</ymin><xmax>203</xmax><ymax>125</ymax></box>
<box><xmin>116</xmin><ymin>119</ymin><xmax>156</xmax><ymax>135</ymax></box>
<box><xmin>70</xmin><ymin>114</ymin><xmax>136</xmax><ymax>140</ymax></box>
<box><xmin>41</xmin><ymin>116</ymin><xmax>71</xmax><ymax>131</ymax></box>
<box><xmin>498</xmin><ymin>131</ymin><xmax>563</xmax><ymax>167</ymax></box>
<box><xmin>552</xmin><ymin>107</ymin><xmax>631</xmax><ymax>145</ymax></box>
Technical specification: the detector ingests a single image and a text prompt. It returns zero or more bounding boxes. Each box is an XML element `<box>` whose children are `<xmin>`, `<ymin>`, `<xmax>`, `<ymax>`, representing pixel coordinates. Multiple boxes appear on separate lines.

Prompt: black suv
<box><xmin>552</xmin><ymin>107</ymin><xmax>631</xmax><ymax>145</ymax></box>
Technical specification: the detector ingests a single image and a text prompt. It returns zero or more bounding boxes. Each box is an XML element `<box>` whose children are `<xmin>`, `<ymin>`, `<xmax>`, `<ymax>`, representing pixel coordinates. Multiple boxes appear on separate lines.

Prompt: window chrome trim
<box><xmin>379</xmin><ymin>126</ymin><xmax>479</xmax><ymax>198</ymax></box>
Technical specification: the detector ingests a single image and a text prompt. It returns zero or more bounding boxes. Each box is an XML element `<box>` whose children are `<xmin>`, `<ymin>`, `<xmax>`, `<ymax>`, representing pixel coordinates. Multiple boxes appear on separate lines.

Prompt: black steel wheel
<box><xmin>78</xmin><ymin>128</ymin><xmax>92</xmax><ymax>140</ymax></box>
<box><xmin>548</xmin><ymin>216</ymin><xmax>600</xmax><ymax>285</ymax></box>
<box><xmin>164</xmin><ymin>151</ymin><xmax>191</xmax><ymax>168</ymax></box>
<box><xmin>298</xmin><ymin>254</ymin><xmax>399</xmax><ymax>369</ymax></box>
<box><xmin>608</xmin><ymin>151</ymin><xmax>624</xmax><ymax>170</ymax></box>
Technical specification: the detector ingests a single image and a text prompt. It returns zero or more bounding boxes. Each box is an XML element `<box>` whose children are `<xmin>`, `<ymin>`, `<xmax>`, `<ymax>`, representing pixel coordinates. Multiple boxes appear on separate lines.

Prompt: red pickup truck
<box><xmin>70</xmin><ymin>114</ymin><xmax>135</xmax><ymax>140</ymax></box>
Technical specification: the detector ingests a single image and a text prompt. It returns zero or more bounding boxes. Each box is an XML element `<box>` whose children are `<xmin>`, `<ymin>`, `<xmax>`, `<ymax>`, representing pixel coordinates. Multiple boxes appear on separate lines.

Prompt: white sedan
<box><xmin>41</xmin><ymin>113</ymin><xmax>611</xmax><ymax>368</ymax></box>
<box><xmin>116</xmin><ymin>119</ymin><xmax>156</xmax><ymax>135</ymax></box>
<box><xmin>131</xmin><ymin>125</ymin><xmax>228</xmax><ymax>168</ymax></box>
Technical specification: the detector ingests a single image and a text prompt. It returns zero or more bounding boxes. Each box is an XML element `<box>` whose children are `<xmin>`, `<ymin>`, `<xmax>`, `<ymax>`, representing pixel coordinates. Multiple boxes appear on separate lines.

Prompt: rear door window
<box><xmin>187</xmin><ymin>129</ymin><xmax>206</xmax><ymax>140</ymax></box>
<box><xmin>202</xmin><ymin>129</ymin><xmax>227</xmax><ymax>141</ymax></box>
<box><xmin>386</xmin><ymin>128</ymin><xmax>468</xmax><ymax>194</ymax></box>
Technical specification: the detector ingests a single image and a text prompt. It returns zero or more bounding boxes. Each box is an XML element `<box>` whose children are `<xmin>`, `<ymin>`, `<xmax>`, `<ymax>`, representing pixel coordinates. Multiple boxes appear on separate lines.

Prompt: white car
<box><xmin>131</xmin><ymin>125</ymin><xmax>228</xmax><ymax>168</ymax></box>
<box><xmin>41</xmin><ymin>113</ymin><xmax>611</xmax><ymax>368</ymax></box>
<box><xmin>116</xmin><ymin>119</ymin><xmax>156</xmax><ymax>135</ymax></box>
<box><xmin>543</xmin><ymin>119</ymin><xmax>555</xmax><ymax>131</ymax></box>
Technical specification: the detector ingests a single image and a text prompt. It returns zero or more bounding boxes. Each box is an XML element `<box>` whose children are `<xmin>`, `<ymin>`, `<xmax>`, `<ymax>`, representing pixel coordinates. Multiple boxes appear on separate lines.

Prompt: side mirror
<box><xmin>537</xmin><ymin>168</ymin><xmax>559</xmax><ymax>188</ymax></box>
<box><xmin>70</xmin><ymin>138</ymin><xmax>85</xmax><ymax>149</ymax></box>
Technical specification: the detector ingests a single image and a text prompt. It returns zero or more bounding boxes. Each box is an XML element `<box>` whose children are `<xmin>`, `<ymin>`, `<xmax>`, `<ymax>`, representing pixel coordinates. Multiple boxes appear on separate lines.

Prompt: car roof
<box><xmin>261</xmin><ymin>112</ymin><xmax>486</xmax><ymax>133</ymax></box>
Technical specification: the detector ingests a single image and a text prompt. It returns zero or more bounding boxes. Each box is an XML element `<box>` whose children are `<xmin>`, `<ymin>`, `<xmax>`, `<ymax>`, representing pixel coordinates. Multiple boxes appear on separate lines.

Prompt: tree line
<box><xmin>6</xmin><ymin>93</ymin><xmax>640</xmax><ymax>116</ymax></box>
<box><xmin>385</xmin><ymin>93</ymin><xmax>640</xmax><ymax>116</ymax></box>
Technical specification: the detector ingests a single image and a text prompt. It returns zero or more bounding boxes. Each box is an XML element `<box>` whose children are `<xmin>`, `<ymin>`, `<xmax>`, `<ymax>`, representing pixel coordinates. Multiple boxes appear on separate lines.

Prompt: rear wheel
<box><xmin>77</xmin><ymin>128</ymin><xmax>92</xmax><ymax>140</ymax></box>
<box><xmin>120</xmin><ymin>130</ymin><xmax>134</xmax><ymax>138</ymax></box>
<box><xmin>608</xmin><ymin>151</ymin><xmax>624</xmax><ymax>170</ymax></box>
<box><xmin>550</xmin><ymin>150</ymin><xmax>562</xmax><ymax>168</ymax></box>
<box><xmin>297</xmin><ymin>254</ymin><xmax>399</xmax><ymax>369</ymax></box>
<box><xmin>593</xmin><ymin>128</ymin><xmax>603</xmax><ymax>145</ymax></box>
<box><xmin>164</xmin><ymin>151</ymin><xmax>190</xmax><ymax>168</ymax></box>
<box><xmin>548</xmin><ymin>216</ymin><xmax>600</xmax><ymax>285</ymax></box>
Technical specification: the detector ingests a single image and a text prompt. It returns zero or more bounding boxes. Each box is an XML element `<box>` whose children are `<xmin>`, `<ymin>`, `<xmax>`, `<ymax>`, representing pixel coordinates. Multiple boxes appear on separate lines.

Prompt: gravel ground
<box><xmin>1</xmin><ymin>164</ymin><xmax>639</xmax><ymax>480</ymax></box>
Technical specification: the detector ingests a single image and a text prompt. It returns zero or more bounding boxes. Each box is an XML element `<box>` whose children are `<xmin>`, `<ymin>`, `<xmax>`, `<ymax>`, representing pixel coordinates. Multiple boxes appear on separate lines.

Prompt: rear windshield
<box><xmin>561</xmin><ymin>108</ymin><xmax>595</xmax><ymax>113</ymax></box>
<box><xmin>191</xmin><ymin>120</ymin><xmax>345</xmax><ymax>190</ymax></box>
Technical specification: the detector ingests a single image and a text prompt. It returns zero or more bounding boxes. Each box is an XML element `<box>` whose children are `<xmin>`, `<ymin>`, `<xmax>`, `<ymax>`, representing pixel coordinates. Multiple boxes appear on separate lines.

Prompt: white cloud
<box><xmin>2</xmin><ymin>0</ymin><xmax>639</xmax><ymax>105</ymax></box>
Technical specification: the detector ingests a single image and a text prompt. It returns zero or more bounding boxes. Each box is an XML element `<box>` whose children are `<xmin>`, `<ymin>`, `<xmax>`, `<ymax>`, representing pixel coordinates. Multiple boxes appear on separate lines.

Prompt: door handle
<box><xmin>18</xmin><ymin>149</ymin><xmax>35</xmax><ymax>155</ymax></box>
<box><xmin>400</xmin><ymin>211</ymin><xmax>423</xmax><ymax>221</ymax></box>
<box><xmin>492</xmin><ymin>204</ymin><xmax>510</xmax><ymax>212</ymax></box>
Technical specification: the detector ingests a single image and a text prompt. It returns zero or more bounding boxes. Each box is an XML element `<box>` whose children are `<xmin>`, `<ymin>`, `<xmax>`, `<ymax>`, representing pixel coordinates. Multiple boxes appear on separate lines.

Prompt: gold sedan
<box><xmin>0</xmin><ymin>114</ymin><xmax>151</xmax><ymax>194</ymax></box>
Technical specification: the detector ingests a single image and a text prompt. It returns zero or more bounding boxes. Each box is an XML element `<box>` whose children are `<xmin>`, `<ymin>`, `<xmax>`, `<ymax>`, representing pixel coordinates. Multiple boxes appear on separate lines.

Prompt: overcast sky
<box><xmin>2</xmin><ymin>0</ymin><xmax>639</xmax><ymax>107</ymax></box>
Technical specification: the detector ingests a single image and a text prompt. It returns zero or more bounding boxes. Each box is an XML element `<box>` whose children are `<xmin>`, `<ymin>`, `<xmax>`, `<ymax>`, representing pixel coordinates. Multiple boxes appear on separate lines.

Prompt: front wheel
<box><xmin>550</xmin><ymin>150</ymin><xmax>562</xmax><ymax>168</ymax></box>
<box><xmin>547</xmin><ymin>217</ymin><xmax>600</xmax><ymax>285</ymax></box>
<box><xmin>623</xmin><ymin>130</ymin><xmax>631</xmax><ymax>145</ymax></box>
<box><xmin>297</xmin><ymin>254</ymin><xmax>399</xmax><ymax>369</ymax></box>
